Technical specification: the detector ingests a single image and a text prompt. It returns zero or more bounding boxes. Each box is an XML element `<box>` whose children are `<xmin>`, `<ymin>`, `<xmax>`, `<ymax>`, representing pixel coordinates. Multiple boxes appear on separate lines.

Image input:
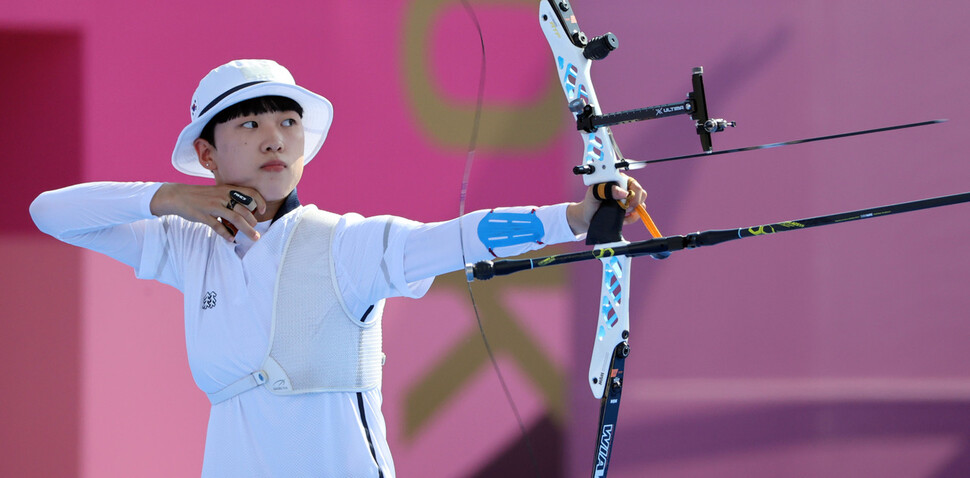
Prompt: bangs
<box><xmin>215</xmin><ymin>96</ymin><xmax>304</xmax><ymax>123</ymax></box>
<box><xmin>200</xmin><ymin>96</ymin><xmax>304</xmax><ymax>147</ymax></box>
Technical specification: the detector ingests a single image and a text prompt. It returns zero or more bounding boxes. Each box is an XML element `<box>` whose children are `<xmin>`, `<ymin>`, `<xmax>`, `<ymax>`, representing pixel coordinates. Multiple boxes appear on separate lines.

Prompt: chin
<box><xmin>257</xmin><ymin>182</ymin><xmax>297</xmax><ymax>203</ymax></box>
<box><xmin>259</xmin><ymin>189</ymin><xmax>291</xmax><ymax>202</ymax></box>
<box><xmin>252</xmin><ymin>170</ymin><xmax>301</xmax><ymax>202</ymax></box>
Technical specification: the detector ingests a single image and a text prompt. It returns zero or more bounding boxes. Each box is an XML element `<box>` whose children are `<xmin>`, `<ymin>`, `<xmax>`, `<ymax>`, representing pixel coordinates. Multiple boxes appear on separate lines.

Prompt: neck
<box><xmin>258</xmin><ymin>199</ymin><xmax>284</xmax><ymax>222</ymax></box>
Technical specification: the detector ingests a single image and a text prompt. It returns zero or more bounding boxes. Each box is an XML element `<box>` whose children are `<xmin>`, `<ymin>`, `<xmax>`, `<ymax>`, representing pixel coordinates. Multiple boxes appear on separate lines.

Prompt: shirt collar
<box><xmin>272</xmin><ymin>188</ymin><xmax>301</xmax><ymax>224</ymax></box>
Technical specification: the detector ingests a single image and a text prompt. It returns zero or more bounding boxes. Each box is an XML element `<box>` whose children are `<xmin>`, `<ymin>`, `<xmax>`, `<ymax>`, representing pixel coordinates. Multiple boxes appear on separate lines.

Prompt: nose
<box><xmin>261</xmin><ymin>125</ymin><xmax>285</xmax><ymax>153</ymax></box>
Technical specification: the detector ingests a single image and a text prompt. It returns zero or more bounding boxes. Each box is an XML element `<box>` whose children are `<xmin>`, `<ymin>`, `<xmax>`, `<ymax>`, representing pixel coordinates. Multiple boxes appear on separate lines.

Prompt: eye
<box><xmin>241</xmin><ymin>120</ymin><xmax>258</xmax><ymax>129</ymax></box>
<box><xmin>282</xmin><ymin>118</ymin><xmax>298</xmax><ymax>127</ymax></box>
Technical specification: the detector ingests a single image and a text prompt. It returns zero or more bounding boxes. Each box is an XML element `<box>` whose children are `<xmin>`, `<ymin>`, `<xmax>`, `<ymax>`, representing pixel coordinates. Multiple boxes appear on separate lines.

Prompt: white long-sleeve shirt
<box><xmin>30</xmin><ymin>182</ymin><xmax>580</xmax><ymax>477</ymax></box>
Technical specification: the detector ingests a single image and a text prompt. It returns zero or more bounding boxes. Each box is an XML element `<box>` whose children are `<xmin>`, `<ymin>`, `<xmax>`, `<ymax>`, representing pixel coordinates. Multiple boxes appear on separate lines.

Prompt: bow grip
<box><xmin>586</xmin><ymin>182</ymin><xmax>625</xmax><ymax>245</ymax></box>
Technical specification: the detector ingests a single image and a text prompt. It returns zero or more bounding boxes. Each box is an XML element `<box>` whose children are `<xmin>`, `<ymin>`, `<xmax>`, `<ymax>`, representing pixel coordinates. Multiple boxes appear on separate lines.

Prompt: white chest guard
<box><xmin>208</xmin><ymin>208</ymin><xmax>384</xmax><ymax>405</ymax></box>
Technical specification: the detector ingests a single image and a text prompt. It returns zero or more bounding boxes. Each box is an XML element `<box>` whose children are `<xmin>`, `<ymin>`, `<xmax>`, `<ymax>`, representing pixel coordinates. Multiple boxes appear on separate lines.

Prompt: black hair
<box><xmin>198</xmin><ymin>95</ymin><xmax>304</xmax><ymax>149</ymax></box>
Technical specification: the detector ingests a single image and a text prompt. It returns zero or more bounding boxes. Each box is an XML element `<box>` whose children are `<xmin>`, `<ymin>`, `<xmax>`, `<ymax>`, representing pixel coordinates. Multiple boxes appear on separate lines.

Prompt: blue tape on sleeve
<box><xmin>477</xmin><ymin>211</ymin><xmax>545</xmax><ymax>249</ymax></box>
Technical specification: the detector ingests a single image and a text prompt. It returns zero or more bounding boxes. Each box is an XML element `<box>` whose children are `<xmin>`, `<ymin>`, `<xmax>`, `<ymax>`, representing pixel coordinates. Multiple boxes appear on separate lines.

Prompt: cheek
<box><xmin>291</xmin><ymin>158</ymin><xmax>305</xmax><ymax>182</ymax></box>
<box><xmin>292</xmin><ymin>128</ymin><xmax>306</xmax><ymax>155</ymax></box>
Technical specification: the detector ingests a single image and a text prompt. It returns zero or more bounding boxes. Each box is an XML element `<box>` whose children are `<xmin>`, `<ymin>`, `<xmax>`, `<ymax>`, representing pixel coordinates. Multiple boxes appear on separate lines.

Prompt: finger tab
<box><xmin>227</xmin><ymin>190</ymin><xmax>257</xmax><ymax>213</ymax></box>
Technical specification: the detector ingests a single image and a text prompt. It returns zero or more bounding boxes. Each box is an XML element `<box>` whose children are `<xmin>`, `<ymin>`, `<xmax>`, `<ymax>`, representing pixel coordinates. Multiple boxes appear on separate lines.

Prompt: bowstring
<box><xmin>456</xmin><ymin>0</ymin><xmax>541</xmax><ymax>474</ymax></box>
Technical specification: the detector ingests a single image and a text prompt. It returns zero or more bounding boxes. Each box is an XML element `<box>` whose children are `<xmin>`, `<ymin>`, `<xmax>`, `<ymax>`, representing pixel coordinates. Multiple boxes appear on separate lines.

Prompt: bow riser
<box><xmin>539</xmin><ymin>1</ymin><xmax>634</xmax><ymax>402</ymax></box>
<box><xmin>539</xmin><ymin>1</ymin><xmax>625</xmax><ymax>189</ymax></box>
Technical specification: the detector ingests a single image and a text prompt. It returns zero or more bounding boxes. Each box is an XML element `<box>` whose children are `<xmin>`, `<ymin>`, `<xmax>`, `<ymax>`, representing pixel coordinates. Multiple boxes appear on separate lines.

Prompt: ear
<box><xmin>193</xmin><ymin>138</ymin><xmax>217</xmax><ymax>171</ymax></box>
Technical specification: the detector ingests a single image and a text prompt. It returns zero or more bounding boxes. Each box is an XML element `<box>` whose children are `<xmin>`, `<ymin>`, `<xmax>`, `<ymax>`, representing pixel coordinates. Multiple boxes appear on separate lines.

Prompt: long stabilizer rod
<box><xmin>620</xmin><ymin>119</ymin><xmax>946</xmax><ymax>169</ymax></box>
<box><xmin>466</xmin><ymin>190</ymin><xmax>970</xmax><ymax>281</ymax></box>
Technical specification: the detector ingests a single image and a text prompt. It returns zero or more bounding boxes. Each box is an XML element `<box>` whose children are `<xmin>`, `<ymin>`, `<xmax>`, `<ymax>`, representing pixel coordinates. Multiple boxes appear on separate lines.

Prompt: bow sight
<box><xmin>571</xmin><ymin>67</ymin><xmax>735</xmax><ymax>177</ymax></box>
<box><xmin>544</xmin><ymin>0</ymin><xmax>735</xmax><ymax>177</ymax></box>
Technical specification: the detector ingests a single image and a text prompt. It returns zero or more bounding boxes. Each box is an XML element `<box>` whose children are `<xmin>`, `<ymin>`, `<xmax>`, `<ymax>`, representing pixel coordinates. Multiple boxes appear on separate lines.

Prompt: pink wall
<box><xmin>3</xmin><ymin>1</ymin><xmax>969</xmax><ymax>477</ymax></box>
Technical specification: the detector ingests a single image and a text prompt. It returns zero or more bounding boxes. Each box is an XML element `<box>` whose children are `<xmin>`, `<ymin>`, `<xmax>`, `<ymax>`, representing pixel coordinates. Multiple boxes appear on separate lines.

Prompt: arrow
<box><xmin>620</xmin><ymin>119</ymin><xmax>946</xmax><ymax>169</ymax></box>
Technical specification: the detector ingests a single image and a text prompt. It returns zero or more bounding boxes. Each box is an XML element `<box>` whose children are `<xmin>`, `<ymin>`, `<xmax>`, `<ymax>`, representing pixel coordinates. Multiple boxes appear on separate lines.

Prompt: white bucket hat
<box><xmin>171</xmin><ymin>59</ymin><xmax>334</xmax><ymax>178</ymax></box>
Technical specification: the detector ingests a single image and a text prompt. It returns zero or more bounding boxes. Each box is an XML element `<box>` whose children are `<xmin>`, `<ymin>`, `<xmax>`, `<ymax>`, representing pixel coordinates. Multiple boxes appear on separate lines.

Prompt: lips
<box><xmin>260</xmin><ymin>160</ymin><xmax>287</xmax><ymax>172</ymax></box>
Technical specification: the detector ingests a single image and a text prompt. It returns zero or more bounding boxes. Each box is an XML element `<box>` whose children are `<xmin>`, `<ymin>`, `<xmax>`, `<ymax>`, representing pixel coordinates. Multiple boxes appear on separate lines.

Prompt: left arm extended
<box><xmin>406</xmin><ymin>175</ymin><xmax>647</xmax><ymax>282</ymax></box>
